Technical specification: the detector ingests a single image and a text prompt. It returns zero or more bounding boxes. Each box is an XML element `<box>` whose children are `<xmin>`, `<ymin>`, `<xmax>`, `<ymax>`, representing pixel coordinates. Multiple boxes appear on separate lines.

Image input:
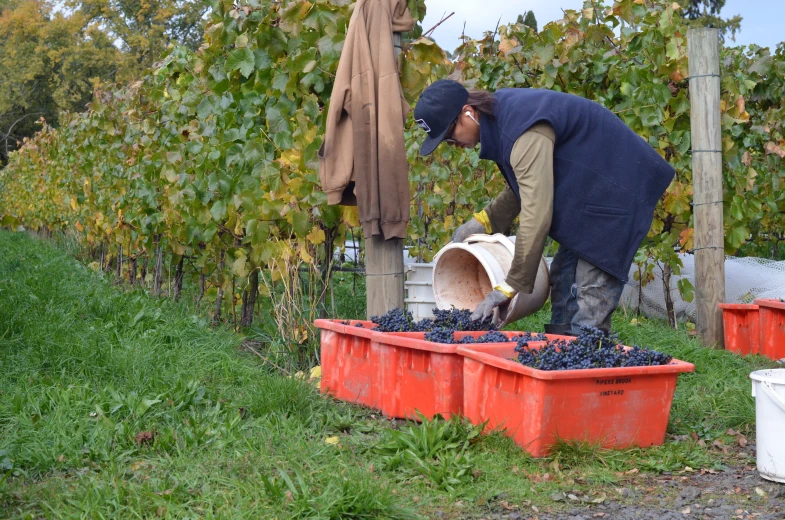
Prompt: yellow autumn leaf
<box><xmin>341</xmin><ymin>206</ymin><xmax>359</xmax><ymax>227</ymax></box>
<box><xmin>746</xmin><ymin>167</ymin><xmax>758</xmax><ymax>191</ymax></box>
<box><xmin>325</xmin><ymin>436</ymin><xmax>340</xmax><ymax>445</ymax></box>
<box><xmin>443</xmin><ymin>215</ymin><xmax>454</xmax><ymax>231</ymax></box>
<box><xmin>70</xmin><ymin>197</ymin><xmax>78</xmax><ymax>211</ymax></box>
<box><xmin>299</xmin><ymin>242</ymin><xmax>313</xmax><ymax>264</ymax></box>
<box><xmin>499</xmin><ymin>36</ymin><xmax>519</xmax><ymax>55</ymax></box>
<box><xmin>306</xmin><ymin>227</ymin><xmax>326</xmax><ymax>245</ymax></box>
<box><xmin>231</xmin><ymin>256</ymin><xmax>248</xmax><ymax>278</ymax></box>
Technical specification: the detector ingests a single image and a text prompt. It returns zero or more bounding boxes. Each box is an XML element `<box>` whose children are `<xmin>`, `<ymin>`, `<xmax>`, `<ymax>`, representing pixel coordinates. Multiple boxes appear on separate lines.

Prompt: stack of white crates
<box><xmin>404</xmin><ymin>263</ymin><xmax>436</xmax><ymax>322</ymax></box>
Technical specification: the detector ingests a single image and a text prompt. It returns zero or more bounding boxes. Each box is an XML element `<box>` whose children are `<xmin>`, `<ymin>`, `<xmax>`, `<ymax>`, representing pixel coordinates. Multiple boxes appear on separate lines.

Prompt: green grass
<box><xmin>0</xmin><ymin>230</ymin><xmax>778</xmax><ymax>519</ymax></box>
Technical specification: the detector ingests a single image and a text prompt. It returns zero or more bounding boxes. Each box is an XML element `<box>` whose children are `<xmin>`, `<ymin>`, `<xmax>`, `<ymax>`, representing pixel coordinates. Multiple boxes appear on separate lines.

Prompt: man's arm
<box><xmin>505</xmin><ymin>123</ymin><xmax>554</xmax><ymax>294</ymax></box>
<box><xmin>481</xmin><ymin>185</ymin><xmax>519</xmax><ymax>234</ymax></box>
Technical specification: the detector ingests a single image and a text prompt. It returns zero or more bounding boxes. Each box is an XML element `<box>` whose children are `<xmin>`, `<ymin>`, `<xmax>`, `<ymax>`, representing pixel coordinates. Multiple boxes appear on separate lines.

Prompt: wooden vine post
<box><xmin>688</xmin><ymin>28</ymin><xmax>725</xmax><ymax>348</ymax></box>
<box><xmin>365</xmin><ymin>32</ymin><xmax>406</xmax><ymax>319</ymax></box>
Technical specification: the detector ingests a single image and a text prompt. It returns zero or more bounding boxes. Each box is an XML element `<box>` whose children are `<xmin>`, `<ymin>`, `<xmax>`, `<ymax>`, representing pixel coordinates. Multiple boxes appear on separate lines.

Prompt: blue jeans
<box><xmin>548</xmin><ymin>245</ymin><xmax>625</xmax><ymax>334</ymax></box>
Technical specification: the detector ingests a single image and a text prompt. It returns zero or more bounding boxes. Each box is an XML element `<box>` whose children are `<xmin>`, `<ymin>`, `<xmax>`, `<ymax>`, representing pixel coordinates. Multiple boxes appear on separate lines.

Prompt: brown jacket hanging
<box><xmin>318</xmin><ymin>0</ymin><xmax>414</xmax><ymax>240</ymax></box>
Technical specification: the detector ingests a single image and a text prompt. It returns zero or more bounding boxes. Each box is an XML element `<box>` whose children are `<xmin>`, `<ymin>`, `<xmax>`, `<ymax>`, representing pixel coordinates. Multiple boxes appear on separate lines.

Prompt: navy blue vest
<box><xmin>479</xmin><ymin>88</ymin><xmax>675</xmax><ymax>281</ymax></box>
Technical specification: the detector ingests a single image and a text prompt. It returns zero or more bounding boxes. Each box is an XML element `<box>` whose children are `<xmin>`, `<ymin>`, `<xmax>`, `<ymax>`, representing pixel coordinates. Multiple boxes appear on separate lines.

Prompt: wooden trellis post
<box><xmin>365</xmin><ymin>32</ymin><xmax>405</xmax><ymax>319</ymax></box>
<box><xmin>688</xmin><ymin>28</ymin><xmax>725</xmax><ymax>348</ymax></box>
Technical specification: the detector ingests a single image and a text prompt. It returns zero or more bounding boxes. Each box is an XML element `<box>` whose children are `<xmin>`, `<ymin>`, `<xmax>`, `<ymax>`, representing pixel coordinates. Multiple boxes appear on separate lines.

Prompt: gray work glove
<box><xmin>471</xmin><ymin>290</ymin><xmax>512</xmax><ymax>321</ymax></box>
<box><xmin>451</xmin><ymin>218</ymin><xmax>486</xmax><ymax>243</ymax></box>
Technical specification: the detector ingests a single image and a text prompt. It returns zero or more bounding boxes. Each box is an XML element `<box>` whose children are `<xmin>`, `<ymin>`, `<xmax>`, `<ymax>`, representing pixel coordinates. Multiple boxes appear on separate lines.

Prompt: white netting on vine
<box><xmin>619</xmin><ymin>254</ymin><xmax>785</xmax><ymax>320</ymax></box>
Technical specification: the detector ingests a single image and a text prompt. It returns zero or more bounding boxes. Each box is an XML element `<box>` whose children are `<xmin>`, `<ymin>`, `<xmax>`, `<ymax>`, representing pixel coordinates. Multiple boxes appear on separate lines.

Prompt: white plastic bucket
<box><xmin>432</xmin><ymin>234</ymin><xmax>549</xmax><ymax>327</ymax></box>
<box><xmin>404</xmin><ymin>263</ymin><xmax>436</xmax><ymax>322</ymax></box>
<box><xmin>750</xmin><ymin>368</ymin><xmax>785</xmax><ymax>483</ymax></box>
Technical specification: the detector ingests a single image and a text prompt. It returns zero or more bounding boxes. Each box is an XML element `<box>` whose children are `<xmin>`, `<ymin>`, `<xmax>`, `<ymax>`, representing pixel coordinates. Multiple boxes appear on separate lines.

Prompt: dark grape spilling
<box><xmin>423</xmin><ymin>329</ymin><xmax>520</xmax><ymax>345</ymax></box>
<box><xmin>515</xmin><ymin>327</ymin><xmax>673</xmax><ymax>371</ymax></box>
<box><xmin>370</xmin><ymin>307</ymin><xmax>495</xmax><ymax>333</ymax></box>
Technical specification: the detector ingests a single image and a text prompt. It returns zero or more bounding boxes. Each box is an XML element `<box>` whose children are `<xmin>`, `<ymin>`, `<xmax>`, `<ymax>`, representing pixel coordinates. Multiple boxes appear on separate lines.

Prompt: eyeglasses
<box><xmin>443</xmin><ymin>117</ymin><xmax>459</xmax><ymax>144</ymax></box>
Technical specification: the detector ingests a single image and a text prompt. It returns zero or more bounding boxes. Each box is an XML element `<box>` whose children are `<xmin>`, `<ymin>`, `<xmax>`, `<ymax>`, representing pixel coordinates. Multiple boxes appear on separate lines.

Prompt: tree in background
<box><xmin>516</xmin><ymin>10</ymin><xmax>537</xmax><ymax>33</ymax></box>
<box><xmin>678</xmin><ymin>0</ymin><xmax>742</xmax><ymax>41</ymax></box>
<box><xmin>0</xmin><ymin>0</ymin><xmax>208</xmax><ymax>165</ymax></box>
<box><xmin>67</xmin><ymin>0</ymin><xmax>209</xmax><ymax>81</ymax></box>
<box><xmin>0</xmin><ymin>0</ymin><xmax>119</xmax><ymax>165</ymax></box>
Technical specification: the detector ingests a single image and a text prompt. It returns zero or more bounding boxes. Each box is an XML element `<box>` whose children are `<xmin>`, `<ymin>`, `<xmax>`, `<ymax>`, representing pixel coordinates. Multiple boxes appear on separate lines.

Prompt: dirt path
<box><xmin>538</xmin><ymin>465</ymin><xmax>784</xmax><ymax>520</ymax></box>
<box><xmin>475</xmin><ymin>444</ymin><xmax>785</xmax><ymax>520</ymax></box>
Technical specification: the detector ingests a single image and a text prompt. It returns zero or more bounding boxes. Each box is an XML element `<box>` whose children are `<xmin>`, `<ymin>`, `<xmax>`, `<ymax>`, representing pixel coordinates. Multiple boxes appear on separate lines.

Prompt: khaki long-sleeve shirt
<box><xmin>483</xmin><ymin>123</ymin><xmax>554</xmax><ymax>294</ymax></box>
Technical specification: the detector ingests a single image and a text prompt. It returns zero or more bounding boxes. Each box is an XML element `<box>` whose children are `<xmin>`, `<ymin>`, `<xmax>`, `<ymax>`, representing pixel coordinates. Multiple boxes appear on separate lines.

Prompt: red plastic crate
<box><xmin>755</xmin><ymin>299</ymin><xmax>785</xmax><ymax>361</ymax></box>
<box><xmin>718</xmin><ymin>303</ymin><xmax>760</xmax><ymax>355</ymax></box>
<box><xmin>314</xmin><ymin>320</ymin><xmax>380</xmax><ymax>408</ymax></box>
<box><xmin>457</xmin><ymin>342</ymin><xmax>695</xmax><ymax>457</ymax></box>
<box><xmin>373</xmin><ymin>331</ymin><xmax>572</xmax><ymax>421</ymax></box>
<box><xmin>372</xmin><ymin>330</ymin><xmax>508</xmax><ymax>420</ymax></box>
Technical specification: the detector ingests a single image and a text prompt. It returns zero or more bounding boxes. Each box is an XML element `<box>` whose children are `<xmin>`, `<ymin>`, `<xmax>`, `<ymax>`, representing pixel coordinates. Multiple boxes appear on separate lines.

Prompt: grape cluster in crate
<box><xmin>515</xmin><ymin>327</ymin><xmax>674</xmax><ymax>371</ymax></box>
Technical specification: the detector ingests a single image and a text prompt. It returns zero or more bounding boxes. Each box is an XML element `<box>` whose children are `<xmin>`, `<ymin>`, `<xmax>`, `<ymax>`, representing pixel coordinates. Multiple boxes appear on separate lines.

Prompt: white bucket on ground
<box><xmin>432</xmin><ymin>234</ymin><xmax>549</xmax><ymax>327</ymax></box>
<box><xmin>750</xmin><ymin>368</ymin><xmax>785</xmax><ymax>483</ymax></box>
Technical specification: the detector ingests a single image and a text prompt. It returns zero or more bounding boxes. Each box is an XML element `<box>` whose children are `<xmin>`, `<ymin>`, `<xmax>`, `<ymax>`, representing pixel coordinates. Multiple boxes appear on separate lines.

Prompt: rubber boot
<box><xmin>544</xmin><ymin>323</ymin><xmax>577</xmax><ymax>337</ymax></box>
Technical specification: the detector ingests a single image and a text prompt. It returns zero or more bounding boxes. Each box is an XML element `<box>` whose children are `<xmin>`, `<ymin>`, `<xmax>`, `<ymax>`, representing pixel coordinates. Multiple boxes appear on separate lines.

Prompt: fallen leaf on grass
<box><xmin>135</xmin><ymin>430</ymin><xmax>156</xmax><ymax>446</ymax></box>
<box><xmin>591</xmin><ymin>493</ymin><xmax>607</xmax><ymax>504</ymax></box>
<box><xmin>755</xmin><ymin>487</ymin><xmax>766</xmax><ymax>496</ymax></box>
<box><xmin>527</xmin><ymin>472</ymin><xmax>552</xmax><ymax>483</ymax></box>
<box><xmin>130</xmin><ymin>460</ymin><xmax>148</xmax><ymax>472</ymax></box>
<box><xmin>499</xmin><ymin>500</ymin><xmax>518</xmax><ymax>510</ymax></box>
<box><xmin>551</xmin><ymin>492</ymin><xmax>566</xmax><ymax>502</ymax></box>
<box><xmin>325</xmin><ymin>436</ymin><xmax>340</xmax><ymax>445</ymax></box>
<box><xmin>625</xmin><ymin>468</ymin><xmax>639</xmax><ymax>475</ymax></box>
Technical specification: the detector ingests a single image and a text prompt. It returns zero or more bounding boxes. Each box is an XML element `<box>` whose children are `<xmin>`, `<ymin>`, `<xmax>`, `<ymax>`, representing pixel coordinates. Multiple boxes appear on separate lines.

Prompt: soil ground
<box><xmin>470</xmin><ymin>443</ymin><xmax>785</xmax><ymax>520</ymax></box>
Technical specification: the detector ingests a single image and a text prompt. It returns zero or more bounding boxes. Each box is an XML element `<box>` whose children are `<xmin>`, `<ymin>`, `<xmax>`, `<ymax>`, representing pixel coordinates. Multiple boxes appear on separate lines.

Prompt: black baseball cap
<box><xmin>413</xmin><ymin>80</ymin><xmax>469</xmax><ymax>156</ymax></box>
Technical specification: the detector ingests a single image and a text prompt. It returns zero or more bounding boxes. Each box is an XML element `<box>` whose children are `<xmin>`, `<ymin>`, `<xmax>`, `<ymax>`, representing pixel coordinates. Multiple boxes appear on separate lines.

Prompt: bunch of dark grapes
<box><xmin>425</xmin><ymin>330</ymin><xmax>519</xmax><ymax>345</ymax></box>
<box><xmin>370</xmin><ymin>307</ymin><xmax>495</xmax><ymax>333</ymax></box>
<box><xmin>371</xmin><ymin>308</ymin><xmax>415</xmax><ymax>332</ymax></box>
<box><xmin>457</xmin><ymin>331</ymin><xmax>511</xmax><ymax>344</ymax></box>
<box><xmin>622</xmin><ymin>345</ymin><xmax>673</xmax><ymax>367</ymax></box>
<box><xmin>432</xmin><ymin>308</ymin><xmax>495</xmax><ymax>331</ymax></box>
<box><xmin>424</xmin><ymin>327</ymin><xmax>456</xmax><ymax>344</ymax></box>
<box><xmin>515</xmin><ymin>327</ymin><xmax>673</xmax><ymax>371</ymax></box>
<box><xmin>411</xmin><ymin>318</ymin><xmax>435</xmax><ymax>332</ymax></box>
<box><xmin>511</xmin><ymin>332</ymin><xmax>547</xmax><ymax>344</ymax></box>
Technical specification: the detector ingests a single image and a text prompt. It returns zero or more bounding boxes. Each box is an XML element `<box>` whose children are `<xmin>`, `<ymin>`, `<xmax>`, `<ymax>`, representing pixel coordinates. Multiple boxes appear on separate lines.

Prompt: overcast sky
<box><xmin>421</xmin><ymin>0</ymin><xmax>784</xmax><ymax>53</ymax></box>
